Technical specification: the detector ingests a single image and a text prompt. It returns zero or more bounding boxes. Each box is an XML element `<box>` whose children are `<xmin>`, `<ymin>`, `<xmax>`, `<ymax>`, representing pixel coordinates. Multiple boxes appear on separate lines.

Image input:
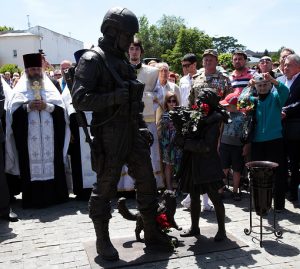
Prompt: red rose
<box><xmin>200</xmin><ymin>103</ymin><xmax>210</xmax><ymax>115</ymax></box>
<box><xmin>156</xmin><ymin>213</ymin><xmax>172</xmax><ymax>229</ymax></box>
<box><xmin>191</xmin><ymin>104</ymin><xmax>199</xmax><ymax>110</ymax></box>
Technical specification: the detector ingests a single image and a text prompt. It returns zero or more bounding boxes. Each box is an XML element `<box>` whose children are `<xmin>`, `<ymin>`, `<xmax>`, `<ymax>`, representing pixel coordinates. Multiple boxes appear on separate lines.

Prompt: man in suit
<box><xmin>282</xmin><ymin>54</ymin><xmax>300</xmax><ymax>202</ymax></box>
<box><xmin>0</xmin><ymin>78</ymin><xmax>18</xmax><ymax>222</ymax></box>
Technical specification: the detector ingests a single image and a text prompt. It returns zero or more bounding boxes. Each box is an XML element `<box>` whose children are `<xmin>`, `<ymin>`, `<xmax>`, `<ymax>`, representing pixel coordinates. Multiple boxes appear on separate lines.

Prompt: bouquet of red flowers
<box><xmin>169</xmin><ymin>102</ymin><xmax>210</xmax><ymax>139</ymax></box>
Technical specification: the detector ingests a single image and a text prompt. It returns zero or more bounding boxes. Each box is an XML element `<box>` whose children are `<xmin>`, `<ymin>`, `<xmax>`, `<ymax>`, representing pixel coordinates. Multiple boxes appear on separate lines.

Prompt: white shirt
<box><xmin>179</xmin><ymin>74</ymin><xmax>192</xmax><ymax>107</ymax></box>
<box><xmin>278</xmin><ymin>72</ymin><xmax>300</xmax><ymax>89</ymax></box>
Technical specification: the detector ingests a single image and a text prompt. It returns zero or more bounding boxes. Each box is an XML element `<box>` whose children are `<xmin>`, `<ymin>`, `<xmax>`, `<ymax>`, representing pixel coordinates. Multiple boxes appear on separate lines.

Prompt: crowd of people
<box><xmin>0</xmin><ymin>6</ymin><xmax>300</xmax><ymax>262</ymax></box>
<box><xmin>0</xmin><ymin>18</ymin><xmax>299</xmax><ymax>228</ymax></box>
<box><xmin>1</xmin><ymin>45</ymin><xmax>299</xmax><ymax>211</ymax></box>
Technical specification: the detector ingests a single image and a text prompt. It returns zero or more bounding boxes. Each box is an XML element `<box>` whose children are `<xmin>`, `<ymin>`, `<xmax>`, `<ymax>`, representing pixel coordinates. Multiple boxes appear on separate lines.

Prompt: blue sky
<box><xmin>4</xmin><ymin>0</ymin><xmax>300</xmax><ymax>54</ymax></box>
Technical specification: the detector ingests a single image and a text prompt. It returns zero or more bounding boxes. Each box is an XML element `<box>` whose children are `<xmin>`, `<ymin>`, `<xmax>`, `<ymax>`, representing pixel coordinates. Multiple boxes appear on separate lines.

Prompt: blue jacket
<box><xmin>251</xmin><ymin>82</ymin><xmax>289</xmax><ymax>142</ymax></box>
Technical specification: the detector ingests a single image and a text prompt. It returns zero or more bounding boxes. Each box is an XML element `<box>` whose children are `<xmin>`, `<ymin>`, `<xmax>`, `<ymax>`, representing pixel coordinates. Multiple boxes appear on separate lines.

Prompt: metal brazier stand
<box><xmin>244</xmin><ymin>161</ymin><xmax>283</xmax><ymax>247</ymax></box>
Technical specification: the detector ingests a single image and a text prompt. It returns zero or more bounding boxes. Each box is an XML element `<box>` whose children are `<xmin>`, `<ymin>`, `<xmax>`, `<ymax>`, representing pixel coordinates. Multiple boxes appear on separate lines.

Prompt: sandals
<box><xmin>203</xmin><ymin>205</ymin><xmax>215</xmax><ymax>212</ymax></box>
<box><xmin>180</xmin><ymin>227</ymin><xmax>200</xmax><ymax>237</ymax></box>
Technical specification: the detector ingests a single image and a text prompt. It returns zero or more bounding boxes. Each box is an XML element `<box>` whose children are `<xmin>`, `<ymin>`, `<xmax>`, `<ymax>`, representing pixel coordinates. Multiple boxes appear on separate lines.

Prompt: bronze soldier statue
<box><xmin>72</xmin><ymin>7</ymin><xmax>172</xmax><ymax>261</ymax></box>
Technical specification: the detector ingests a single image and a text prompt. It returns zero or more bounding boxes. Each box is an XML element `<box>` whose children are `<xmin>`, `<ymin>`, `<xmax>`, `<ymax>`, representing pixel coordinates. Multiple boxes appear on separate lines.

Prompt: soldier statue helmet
<box><xmin>100</xmin><ymin>7</ymin><xmax>139</xmax><ymax>52</ymax></box>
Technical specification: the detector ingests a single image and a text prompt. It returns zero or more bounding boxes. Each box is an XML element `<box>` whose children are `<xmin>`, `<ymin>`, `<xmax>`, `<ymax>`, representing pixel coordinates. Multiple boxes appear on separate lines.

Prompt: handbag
<box><xmin>283</xmin><ymin>118</ymin><xmax>300</xmax><ymax>141</ymax></box>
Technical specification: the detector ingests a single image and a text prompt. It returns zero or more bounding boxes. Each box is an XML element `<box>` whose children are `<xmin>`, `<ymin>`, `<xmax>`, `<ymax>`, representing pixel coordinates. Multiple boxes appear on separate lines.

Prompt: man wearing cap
<box><xmin>5</xmin><ymin>53</ymin><xmax>70</xmax><ymax>209</ymax></box>
<box><xmin>118</xmin><ymin>37</ymin><xmax>164</xmax><ymax>191</ymax></box>
<box><xmin>230</xmin><ymin>50</ymin><xmax>254</xmax><ymax>96</ymax></box>
<box><xmin>179</xmin><ymin>53</ymin><xmax>198</xmax><ymax>107</ymax></box>
<box><xmin>189</xmin><ymin>49</ymin><xmax>232</xmax><ymax>105</ymax></box>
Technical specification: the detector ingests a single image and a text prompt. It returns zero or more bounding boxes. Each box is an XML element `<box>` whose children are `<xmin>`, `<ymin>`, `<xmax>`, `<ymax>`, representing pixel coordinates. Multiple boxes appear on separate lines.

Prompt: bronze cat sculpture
<box><xmin>117</xmin><ymin>190</ymin><xmax>182</xmax><ymax>242</ymax></box>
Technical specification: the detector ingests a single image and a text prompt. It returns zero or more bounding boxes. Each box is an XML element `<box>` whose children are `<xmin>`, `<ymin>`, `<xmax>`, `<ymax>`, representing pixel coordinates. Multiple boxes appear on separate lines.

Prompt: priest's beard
<box><xmin>27</xmin><ymin>73</ymin><xmax>44</xmax><ymax>89</ymax></box>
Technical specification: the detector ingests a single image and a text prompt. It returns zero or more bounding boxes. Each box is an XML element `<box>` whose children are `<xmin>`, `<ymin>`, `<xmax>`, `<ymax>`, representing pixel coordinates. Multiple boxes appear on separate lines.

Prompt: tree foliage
<box><xmin>156</xmin><ymin>15</ymin><xmax>186</xmax><ymax>56</ymax></box>
<box><xmin>162</xmin><ymin>27</ymin><xmax>213</xmax><ymax>74</ymax></box>
<box><xmin>136</xmin><ymin>15</ymin><xmax>249</xmax><ymax>74</ymax></box>
<box><xmin>137</xmin><ymin>15</ymin><xmax>186</xmax><ymax>59</ymax></box>
<box><xmin>137</xmin><ymin>16</ymin><xmax>160</xmax><ymax>58</ymax></box>
<box><xmin>0</xmin><ymin>64</ymin><xmax>22</xmax><ymax>74</ymax></box>
<box><xmin>218</xmin><ymin>53</ymin><xmax>234</xmax><ymax>71</ymax></box>
<box><xmin>212</xmin><ymin>36</ymin><xmax>245</xmax><ymax>53</ymax></box>
<box><xmin>271</xmin><ymin>46</ymin><xmax>284</xmax><ymax>62</ymax></box>
<box><xmin>0</xmin><ymin>25</ymin><xmax>14</xmax><ymax>32</ymax></box>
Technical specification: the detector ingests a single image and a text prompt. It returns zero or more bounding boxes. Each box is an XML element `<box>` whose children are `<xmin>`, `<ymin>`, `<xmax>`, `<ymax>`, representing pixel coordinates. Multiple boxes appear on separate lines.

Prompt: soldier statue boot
<box><xmin>93</xmin><ymin>219</ymin><xmax>119</xmax><ymax>261</ymax></box>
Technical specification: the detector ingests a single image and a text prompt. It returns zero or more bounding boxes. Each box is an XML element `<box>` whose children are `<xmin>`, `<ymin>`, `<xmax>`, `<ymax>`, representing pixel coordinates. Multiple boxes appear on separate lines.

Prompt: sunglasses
<box><xmin>182</xmin><ymin>63</ymin><xmax>191</xmax><ymax>68</ymax></box>
<box><xmin>167</xmin><ymin>99</ymin><xmax>177</xmax><ymax>104</ymax></box>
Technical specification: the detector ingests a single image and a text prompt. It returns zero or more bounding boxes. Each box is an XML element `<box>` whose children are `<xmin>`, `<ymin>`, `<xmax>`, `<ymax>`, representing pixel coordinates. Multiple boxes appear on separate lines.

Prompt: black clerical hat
<box><xmin>23</xmin><ymin>53</ymin><xmax>42</xmax><ymax>68</ymax></box>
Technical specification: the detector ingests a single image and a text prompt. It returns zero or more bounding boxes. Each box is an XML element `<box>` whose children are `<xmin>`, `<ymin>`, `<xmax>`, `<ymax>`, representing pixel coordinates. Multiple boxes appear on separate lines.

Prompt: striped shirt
<box><xmin>230</xmin><ymin>68</ymin><xmax>255</xmax><ymax>96</ymax></box>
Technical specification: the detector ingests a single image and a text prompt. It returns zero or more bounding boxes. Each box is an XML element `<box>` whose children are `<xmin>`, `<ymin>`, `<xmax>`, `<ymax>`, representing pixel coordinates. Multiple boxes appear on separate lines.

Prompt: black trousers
<box><xmin>285</xmin><ymin>139</ymin><xmax>300</xmax><ymax>198</ymax></box>
<box><xmin>0</xmin><ymin>142</ymin><xmax>10</xmax><ymax>215</ymax></box>
<box><xmin>251</xmin><ymin>138</ymin><xmax>287</xmax><ymax>210</ymax></box>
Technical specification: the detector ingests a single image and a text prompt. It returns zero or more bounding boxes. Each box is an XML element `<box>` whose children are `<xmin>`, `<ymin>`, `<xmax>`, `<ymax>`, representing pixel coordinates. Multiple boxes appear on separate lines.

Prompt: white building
<box><xmin>0</xmin><ymin>26</ymin><xmax>84</xmax><ymax>68</ymax></box>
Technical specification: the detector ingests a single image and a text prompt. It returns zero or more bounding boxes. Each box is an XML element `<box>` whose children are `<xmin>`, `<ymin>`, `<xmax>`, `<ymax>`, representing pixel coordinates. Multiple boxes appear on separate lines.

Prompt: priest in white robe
<box><xmin>5</xmin><ymin>53</ymin><xmax>70</xmax><ymax>208</ymax></box>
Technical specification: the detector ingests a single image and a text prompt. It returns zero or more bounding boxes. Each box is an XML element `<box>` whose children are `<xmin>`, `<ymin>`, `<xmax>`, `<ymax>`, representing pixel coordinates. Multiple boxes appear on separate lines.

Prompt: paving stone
<box><xmin>0</xmin><ymin>195</ymin><xmax>298</xmax><ymax>269</ymax></box>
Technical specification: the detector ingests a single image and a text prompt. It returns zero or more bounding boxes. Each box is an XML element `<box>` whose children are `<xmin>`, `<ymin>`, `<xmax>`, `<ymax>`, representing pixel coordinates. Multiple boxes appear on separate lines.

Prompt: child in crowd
<box><xmin>158</xmin><ymin>92</ymin><xmax>182</xmax><ymax>190</ymax></box>
<box><xmin>219</xmin><ymin>93</ymin><xmax>248</xmax><ymax>201</ymax></box>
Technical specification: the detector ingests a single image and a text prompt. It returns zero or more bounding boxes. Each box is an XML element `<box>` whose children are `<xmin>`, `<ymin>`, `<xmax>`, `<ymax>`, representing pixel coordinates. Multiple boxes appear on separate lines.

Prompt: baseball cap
<box><xmin>202</xmin><ymin>49</ymin><xmax>218</xmax><ymax>58</ymax></box>
<box><xmin>219</xmin><ymin>93</ymin><xmax>238</xmax><ymax>106</ymax></box>
<box><xmin>232</xmin><ymin>50</ymin><xmax>248</xmax><ymax>60</ymax></box>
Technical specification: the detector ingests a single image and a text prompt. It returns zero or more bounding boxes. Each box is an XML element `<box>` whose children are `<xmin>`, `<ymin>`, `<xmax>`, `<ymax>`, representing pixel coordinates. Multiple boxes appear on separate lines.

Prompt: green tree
<box><xmin>212</xmin><ymin>36</ymin><xmax>245</xmax><ymax>53</ymax></box>
<box><xmin>137</xmin><ymin>15</ymin><xmax>186</xmax><ymax>59</ymax></box>
<box><xmin>0</xmin><ymin>26</ymin><xmax>14</xmax><ymax>32</ymax></box>
<box><xmin>218</xmin><ymin>53</ymin><xmax>234</xmax><ymax>71</ymax></box>
<box><xmin>162</xmin><ymin>27</ymin><xmax>213</xmax><ymax>74</ymax></box>
<box><xmin>137</xmin><ymin>16</ymin><xmax>160</xmax><ymax>58</ymax></box>
<box><xmin>0</xmin><ymin>64</ymin><xmax>22</xmax><ymax>74</ymax></box>
<box><xmin>157</xmin><ymin>15</ymin><xmax>186</xmax><ymax>55</ymax></box>
<box><xmin>271</xmin><ymin>47</ymin><xmax>284</xmax><ymax>62</ymax></box>
<box><xmin>263</xmin><ymin>49</ymin><xmax>269</xmax><ymax>56</ymax></box>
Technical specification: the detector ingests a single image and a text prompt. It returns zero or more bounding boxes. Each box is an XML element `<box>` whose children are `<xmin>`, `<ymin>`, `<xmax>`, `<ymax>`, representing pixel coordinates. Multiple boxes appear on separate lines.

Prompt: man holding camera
<box><xmin>72</xmin><ymin>7</ymin><xmax>173</xmax><ymax>261</ymax></box>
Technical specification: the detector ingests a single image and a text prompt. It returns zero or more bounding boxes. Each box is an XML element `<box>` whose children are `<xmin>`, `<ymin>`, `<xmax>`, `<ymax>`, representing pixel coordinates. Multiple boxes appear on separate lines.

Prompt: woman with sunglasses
<box><xmin>158</xmin><ymin>92</ymin><xmax>182</xmax><ymax>190</ymax></box>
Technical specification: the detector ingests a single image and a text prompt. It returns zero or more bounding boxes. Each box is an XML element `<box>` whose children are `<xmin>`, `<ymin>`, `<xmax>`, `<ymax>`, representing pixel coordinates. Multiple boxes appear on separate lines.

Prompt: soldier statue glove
<box><xmin>139</xmin><ymin>128</ymin><xmax>154</xmax><ymax>147</ymax></box>
<box><xmin>114</xmin><ymin>87</ymin><xmax>129</xmax><ymax>105</ymax></box>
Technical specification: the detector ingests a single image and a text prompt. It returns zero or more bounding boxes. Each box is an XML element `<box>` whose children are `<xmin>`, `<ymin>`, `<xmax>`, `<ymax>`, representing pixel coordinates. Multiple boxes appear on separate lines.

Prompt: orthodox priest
<box><xmin>5</xmin><ymin>53</ymin><xmax>70</xmax><ymax>208</ymax></box>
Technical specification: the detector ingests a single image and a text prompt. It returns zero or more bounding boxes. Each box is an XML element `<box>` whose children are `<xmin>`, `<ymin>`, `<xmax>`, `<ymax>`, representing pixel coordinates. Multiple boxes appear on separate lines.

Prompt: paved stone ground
<box><xmin>0</xmin><ymin>190</ymin><xmax>299</xmax><ymax>269</ymax></box>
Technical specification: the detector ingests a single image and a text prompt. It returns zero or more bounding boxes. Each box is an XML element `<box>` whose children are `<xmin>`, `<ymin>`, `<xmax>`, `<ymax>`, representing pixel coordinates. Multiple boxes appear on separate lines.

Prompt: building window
<box><xmin>13</xmin><ymin>50</ymin><xmax>17</xmax><ymax>57</ymax></box>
